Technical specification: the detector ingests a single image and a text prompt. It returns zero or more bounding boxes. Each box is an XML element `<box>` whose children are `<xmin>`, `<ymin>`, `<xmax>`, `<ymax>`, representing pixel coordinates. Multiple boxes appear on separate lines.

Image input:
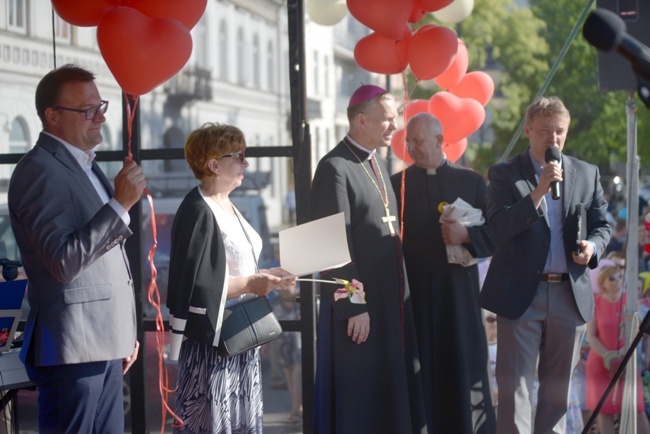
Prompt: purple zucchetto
<box><xmin>348</xmin><ymin>84</ymin><xmax>387</xmax><ymax>107</ymax></box>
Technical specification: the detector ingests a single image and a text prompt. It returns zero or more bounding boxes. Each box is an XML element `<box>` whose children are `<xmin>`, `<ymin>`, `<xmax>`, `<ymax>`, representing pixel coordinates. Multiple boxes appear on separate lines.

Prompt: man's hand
<box><xmin>441</xmin><ymin>217</ymin><xmax>469</xmax><ymax>246</ymax></box>
<box><xmin>572</xmin><ymin>240</ymin><xmax>594</xmax><ymax>265</ymax></box>
<box><xmin>123</xmin><ymin>340</ymin><xmax>140</xmax><ymax>375</ymax></box>
<box><xmin>531</xmin><ymin>162</ymin><xmax>563</xmax><ymax>208</ymax></box>
<box><xmin>348</xmin><ymin>312</ymin><xmax>370</xmax><ymax>344</ymax></box>
<box><xmin>113</xmin><ymin>158</ymin><xmax>146</xmax><ymax>211</ymax></box>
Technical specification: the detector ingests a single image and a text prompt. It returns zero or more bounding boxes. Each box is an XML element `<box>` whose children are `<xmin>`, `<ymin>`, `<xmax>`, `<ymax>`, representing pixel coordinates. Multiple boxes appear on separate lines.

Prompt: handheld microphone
<box><xmin>0</xmin><ymin>258</ymin><xmax>22</xmax><ymax>268</ymax></box>
<box><xmin>583</xmin><ymin>8</ymin><xmax>650</xmax><ymax>82</ymax></box>
<box><xmin>544</xmin><ymin>147</ymin><xmax>561</xmax><ymax>200</ymax></box>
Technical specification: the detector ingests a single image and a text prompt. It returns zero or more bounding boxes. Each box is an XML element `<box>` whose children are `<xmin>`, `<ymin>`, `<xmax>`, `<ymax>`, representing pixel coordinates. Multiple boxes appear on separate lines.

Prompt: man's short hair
<box><xmin>524</xmin><ymin>96</ymin><xmax>570</xmax><ymax>126</ymax></box>
<box><xmin>347</xmin><ymin>92</ymin><xmax>394</xmax><ymax>123</ymax></box>
<box><xmin>35</xmin><ymin>64</ymin><xmax>96</xmax><ymax>128</ymax></box>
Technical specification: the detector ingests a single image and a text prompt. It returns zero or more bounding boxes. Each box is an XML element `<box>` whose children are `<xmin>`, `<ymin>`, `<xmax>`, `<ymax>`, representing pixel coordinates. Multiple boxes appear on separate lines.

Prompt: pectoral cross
<box><xmin>382</xmin><ymin>206</ymin><xmax>397</xmax><ymax>237</ymax></box>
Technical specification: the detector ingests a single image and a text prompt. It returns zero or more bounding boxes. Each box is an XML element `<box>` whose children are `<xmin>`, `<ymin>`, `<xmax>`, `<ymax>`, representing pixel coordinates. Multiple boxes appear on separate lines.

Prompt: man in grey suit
<box><xmin>480</xmin><ymin>96</ymin><xmax>611</xmax><ymax>434</ymax></box>
<box><xmin>8</xmin><ymin>64</ymin><xmax>146</xmax><ymax>433</ymax></box>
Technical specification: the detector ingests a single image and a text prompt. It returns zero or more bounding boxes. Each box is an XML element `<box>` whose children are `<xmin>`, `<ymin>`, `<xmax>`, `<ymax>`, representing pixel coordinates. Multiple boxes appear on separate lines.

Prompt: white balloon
<box><xmin>306</xmin><ymin>0</ymin><xmax>348</xmax><ymax>26</ymax></box>
<box><xmin>432</xmin><ymin>0</ymin><xmax>474</xmax><ymax>24</ymax></box>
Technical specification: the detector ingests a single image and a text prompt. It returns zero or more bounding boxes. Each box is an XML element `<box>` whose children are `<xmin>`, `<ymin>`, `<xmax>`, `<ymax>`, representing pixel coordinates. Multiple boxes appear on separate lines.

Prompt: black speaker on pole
<box><xmin>596</xmin><ymin>0</ymin><xmax>650</xmax><ymax>91</ymax></box>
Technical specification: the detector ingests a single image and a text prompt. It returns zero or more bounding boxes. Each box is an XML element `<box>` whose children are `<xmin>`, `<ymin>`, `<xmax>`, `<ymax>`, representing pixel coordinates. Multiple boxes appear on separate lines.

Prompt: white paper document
<box><xmin>440</xmin><ymin>198</ymin><xmax>485</xmax><ymax>267</ymax></box>
<box><xmin>279</xmin><ymin>212</ymin><xmax>351</xmax><ymax>277</ymax></box>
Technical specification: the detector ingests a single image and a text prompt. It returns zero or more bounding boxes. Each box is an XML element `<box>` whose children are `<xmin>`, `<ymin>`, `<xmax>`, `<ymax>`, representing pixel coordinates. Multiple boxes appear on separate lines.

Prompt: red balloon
<box><xmin>443</xmin><ymin>138</ymin><xmax>467</xmax><ymax>163</ymax></box>
<box><xmin>433</xmin><ymin>39</ymin><xmax>468</xmax><ymax>90</ymax></box>
<box><xmin>420</xmin><ymin>0</ymin><xmax>454</xmax><ymax>12</ymax></box>
<box><xmin>391</xmin><ymin>129</ymin><xmax>413</xmax><ymax>165</ymax></box>
<box><xmin>97</xmin><ymin>7</ymin><xmax>193</xmax><ymax>96</ymax></box>
<box><xmin>354</xmin><ymin>27</ymin><xmax>412</xmax><ymax>75</ymax></box>
<box><xmin>403</xmin><ymin>99</ymin><xmax>429</xmax><ymax>122</ymax></box>
<box><xmin>409</xmin><ymin>0</ymin><xmax>428</xmax><ymax>23</ymax></box>
<box><xmin>51</xmin><ymin>0</ymin><xmax>116</xmax><ymax>27</ymax></box>
<box><xmin>451</xmin><ymin>71</ymin><xmax>495</xmax><ymax>106</ymax></box>
<box><xmin>129</xmin><ymin>0</ymin><xmax>207</xmax><ymax>30</ymax></box>
<box><xmin>347</xmin><ymin>0</ymin><xmax>415</xmax><ymax>40</ymax></box>
<box><xmin>428</xmin><ymin>92</ymin><xmax>485</xmax><ymax>143</ymax></box>
<box><xmin>408</xmin><ymin>25</ymin><xmax>458</xmax><ymax>81</ymax></box>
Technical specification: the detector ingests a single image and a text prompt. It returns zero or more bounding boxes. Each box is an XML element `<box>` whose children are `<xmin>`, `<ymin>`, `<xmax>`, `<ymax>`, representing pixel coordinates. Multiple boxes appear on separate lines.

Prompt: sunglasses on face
<box><xmin>609</xmin><ymin>273</ymin><xmax>622</xmax><ymax>282</ymax></box>
<box><xmin>221</xmin><ymin>151</ymin><xmax>246</xmax><ymax>163</ymax></box>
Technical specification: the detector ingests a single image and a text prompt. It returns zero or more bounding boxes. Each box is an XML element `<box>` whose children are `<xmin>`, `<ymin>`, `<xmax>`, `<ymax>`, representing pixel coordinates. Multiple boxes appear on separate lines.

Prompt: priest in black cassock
<box><xmin>310</xmin><ymin>85</ymin><xmax>427</xmax><ymax>434</ymax></box>
<box><xmin>391</xmin><ymin>113</ymin><xmax>496</xmax><ymax>434</ymax></box>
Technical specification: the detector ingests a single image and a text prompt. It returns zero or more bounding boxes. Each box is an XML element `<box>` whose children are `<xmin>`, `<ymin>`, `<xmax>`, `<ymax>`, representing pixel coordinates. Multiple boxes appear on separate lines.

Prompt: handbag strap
<box><xmin>232</xmin><ymin>204</ymin><xmax>259</xmax><ymax>273</ymax></box>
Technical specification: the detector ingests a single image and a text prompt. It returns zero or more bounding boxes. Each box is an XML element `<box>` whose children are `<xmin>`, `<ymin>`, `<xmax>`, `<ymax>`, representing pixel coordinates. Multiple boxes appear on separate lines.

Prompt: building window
<box><xmin>267</xmin><ymin>41</ymin><xmax>275</xmax><ymax>91</ymax></box>
<box><xmin>54</xmin><ymin>15</ymin><xmax>71</xmax><ymax>44</ymax></box>
<box><xmin>219</xmin><ymin>20</ymin><xmax>228</xmax><ymax>80</ymax></box>
<box><xmin>323</xmin><ymin>56</ymin><xmax>329</xmax><ymax>96</ymax></box>
<box><xmin>7</xmin><ymin>0</ymin><xmax>27</xmax><ymax>34</ymax></box>
<box><xmin>313</xmin><ymin>52</ymin><xmax>319</xmax><ymax>95</ymax></box>
<box><xmin>253</xmin><ymin>34</ymin><xmax>261</xmax><ymax>88</ymax></box>
<box><xmin>237</xmin><ymin>27</ymin><xmax>246</xmax><ymax>85</ymax></box>
<box><xmin>9</xmin><ymin>117</ymin><xmax>29</xmax><ymax>153</ymax></box>
<box><xmin>195</xmin><ymin>18</ymin><xmax>208</xmax><ymax>68</ymax></box>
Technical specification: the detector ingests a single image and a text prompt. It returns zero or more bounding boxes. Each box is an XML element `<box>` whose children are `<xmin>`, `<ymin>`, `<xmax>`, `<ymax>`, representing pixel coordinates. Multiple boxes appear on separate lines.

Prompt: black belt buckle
<box><xmin>543</xmin><ymin>273</ymin><xmax>565</xmax><ymax>283</ymax></box>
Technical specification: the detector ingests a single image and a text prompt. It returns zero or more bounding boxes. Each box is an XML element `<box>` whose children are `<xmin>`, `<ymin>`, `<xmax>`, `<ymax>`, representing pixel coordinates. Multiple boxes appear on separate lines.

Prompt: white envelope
<box><xmin>279</xmin><ymin>212</ymin><xmax>351</xmax><ymax>277</ymax></box>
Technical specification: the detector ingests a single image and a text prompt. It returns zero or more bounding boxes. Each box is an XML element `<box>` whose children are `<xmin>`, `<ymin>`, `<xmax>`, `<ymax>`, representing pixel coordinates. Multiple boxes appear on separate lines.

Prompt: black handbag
<box><xmin>218</xmin><ymin>204</ymin><xmax>282</xmax><ymax>357</ymax></box>
<box><xmin>218</xmin><ymin>295</ymin><xmax>282</xmax><ymax>356</ymax></box>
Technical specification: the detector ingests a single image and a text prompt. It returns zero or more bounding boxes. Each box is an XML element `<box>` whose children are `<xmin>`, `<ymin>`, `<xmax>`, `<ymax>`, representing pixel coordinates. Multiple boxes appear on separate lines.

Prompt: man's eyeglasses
<box><xmin>221</xmin><ymin>151</ymin><xmax>246</xmax><ymax>163</ymax></box>
<box><xmin>609</xmin><ymin>273</ymin><xmax>622</xmax><ymax>282</ymax></box>
<box><xmin>54</xmin><ymin>100</ymin><xmax>108</xmax><ymax>120</ymax></box>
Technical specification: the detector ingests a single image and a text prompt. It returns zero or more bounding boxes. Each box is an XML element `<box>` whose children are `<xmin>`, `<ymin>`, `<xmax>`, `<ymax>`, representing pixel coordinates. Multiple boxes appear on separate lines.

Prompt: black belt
<box><xmin>541</xmin><ymin>273</ymin><xmax>569</xmax><ymax>283</ymax></box>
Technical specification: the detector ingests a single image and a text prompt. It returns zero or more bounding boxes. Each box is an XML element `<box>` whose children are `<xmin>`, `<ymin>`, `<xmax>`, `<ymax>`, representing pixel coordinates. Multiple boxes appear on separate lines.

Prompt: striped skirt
<box><xmin>174</xmin><ymin>339</ymin><xmax>264</xmax><ymax>434</ymax></box>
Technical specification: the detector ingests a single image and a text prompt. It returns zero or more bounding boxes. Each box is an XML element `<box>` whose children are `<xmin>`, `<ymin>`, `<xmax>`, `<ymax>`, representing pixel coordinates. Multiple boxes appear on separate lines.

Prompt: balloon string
<box><xmin>399</xmin><ymin>71</ymin><xmax>410</xmax><ymax>241</ymax></box>
<box><xmin>122</xmin><ymin>92</ymin><xmax>184</xmax><ymax>431</ymax></box>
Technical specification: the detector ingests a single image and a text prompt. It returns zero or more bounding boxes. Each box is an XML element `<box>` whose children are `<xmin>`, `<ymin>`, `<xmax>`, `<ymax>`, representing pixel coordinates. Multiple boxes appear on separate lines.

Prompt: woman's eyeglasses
<box><xmin>221</xmin><ymin>151</ymin><xmax>246</xmax><ymax>163</ymax></box>
<box><xmin>609</xmin><ymin>273</ymin><xmax>622</xmax><ymax>282</ymax></box>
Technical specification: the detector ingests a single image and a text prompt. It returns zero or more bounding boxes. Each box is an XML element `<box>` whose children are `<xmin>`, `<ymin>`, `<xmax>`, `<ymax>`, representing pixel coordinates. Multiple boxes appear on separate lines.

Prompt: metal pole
<box><xmin>621</xmin><ymin>93</ymin><xmax>639</xmax><ymax>433</ymax></box>
<box><xmin>287</xmin><ymin>1</ymin><xmax>315</xmax><ymax>432</ymax></box>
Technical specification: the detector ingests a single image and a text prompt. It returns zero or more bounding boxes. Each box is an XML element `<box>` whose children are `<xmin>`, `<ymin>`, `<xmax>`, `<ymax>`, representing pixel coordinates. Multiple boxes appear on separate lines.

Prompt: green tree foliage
<box><xmin>529</xmin><ymin>0</ymin><xmax>635</xmax><ymax>171</ymax></box>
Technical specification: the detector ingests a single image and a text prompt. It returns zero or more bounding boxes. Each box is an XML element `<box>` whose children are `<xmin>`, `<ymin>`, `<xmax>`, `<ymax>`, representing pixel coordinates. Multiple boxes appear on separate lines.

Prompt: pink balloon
<box><xmin>97</xmin><ymin>7</ymin><xmax>193</xmax><ymax>96</ymax></box>
<box><xmin>451</xmin><ymin>71</ymin><xmax>495</xmax><ymax>106</ymax></box>
<box><xmin>433</xmin><ymin>39</ymin><xmax>468</xmax><ymax>90</ymax></box>
<box><xmin>354</xmin><ymin>27</ymin><xmax>412</xmax><ymax>75</ymax></box>
<box><xmin>403</xmin><ymin>99</ymin><xmax>429</xmax><ymax>122</ymax></box>
<box><xmin>408</xmin><ymin>25</ymin><xmax>458</xmax><ymax>81</ymax></box>
<box><xmin>409</xmin><ymin>0</ymin><xmax>428</xmax><ymax>23</ymax></box>
<box><xmin>391</xmin><ymin>129</ymin><xmax>413</xmax><ymax>165</ymax></box>
<box><xmin>129</xmin><ymin>0</ymin><xmax>207</xmax><ymax>30</ymax></box>
<box><xmin>52</xmin><ymin>0</ymin><xmax>116</xmax><ymax>27</ymax></box>
<box><xmin>420</xmin><ymin>0</ymin><xmax>454</xmax><ymax>12</ymax></box>
<box><xmin>347</xmin><ymin>0</ymin><xmax>415</xmax><ymax>40</ymax></box>
<box><xmin>428</xmin><ymin>92</ymin><xmax>485</xmax><ymax>143</ymax></box>
<box><xmin>443</xmin><ymin>138</ymin><xmax>467</xmax><ymax>162</ymax></box>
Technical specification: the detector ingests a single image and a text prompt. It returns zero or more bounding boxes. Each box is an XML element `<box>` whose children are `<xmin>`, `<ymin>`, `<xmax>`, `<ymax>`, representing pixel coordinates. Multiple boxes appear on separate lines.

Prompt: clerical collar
<box><xmin>345</xmin><ymin>135</ymin><xmax>376</xmax><ymax>160</ymax></box>
<box><xmin>426</xmin><ymin>155</ymin><xmax>448</xmax><ymax>175</ymax></box>
<box><xmin>43</xmin><ymin>131</ymin><xmax>96</xmax><ymax>172</ymax></box>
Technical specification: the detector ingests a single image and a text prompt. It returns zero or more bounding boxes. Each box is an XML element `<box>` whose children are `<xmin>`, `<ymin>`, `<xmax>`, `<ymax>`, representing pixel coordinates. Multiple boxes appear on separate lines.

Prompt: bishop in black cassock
<box><xmin>310</xmin><ymin>85</ymin><xmax>427</xmax><ymax>434</ymax></box>
<box><xmin>391</xmin><ymin>113</ymin><xmax>496</xmax><ymax>434</ymax></box>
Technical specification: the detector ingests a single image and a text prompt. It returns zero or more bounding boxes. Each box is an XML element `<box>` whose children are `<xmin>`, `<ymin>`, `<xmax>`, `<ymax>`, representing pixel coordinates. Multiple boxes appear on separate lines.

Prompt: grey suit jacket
<box><xmin>479</xmin><ymin>149</ymin><xmax>611</xmax><ymax>321</ymax></box>
<box><xmin>9</xmin><ymin>132</ymin><xmax>137</xmax><ymax>366</ymax></box>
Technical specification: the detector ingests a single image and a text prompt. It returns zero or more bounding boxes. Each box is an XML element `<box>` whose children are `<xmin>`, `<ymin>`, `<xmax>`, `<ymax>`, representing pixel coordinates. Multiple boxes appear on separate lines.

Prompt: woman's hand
<box><xmin>247</xmin><ymin>273</ymin><xmax>283</xmax><ymax>296</ymax></box>
<box><xmin>262</xmin><ymin>267</ymin><xmax>297</xmax><ymax>288</ymax></box>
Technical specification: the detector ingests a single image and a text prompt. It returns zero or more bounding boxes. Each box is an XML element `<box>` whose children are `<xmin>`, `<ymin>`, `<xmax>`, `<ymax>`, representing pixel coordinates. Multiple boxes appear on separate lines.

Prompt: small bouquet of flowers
<box><xmin>333</xmin><ymin>278</ymin><xmax>366</xmax><ymax>304</ymax></box>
